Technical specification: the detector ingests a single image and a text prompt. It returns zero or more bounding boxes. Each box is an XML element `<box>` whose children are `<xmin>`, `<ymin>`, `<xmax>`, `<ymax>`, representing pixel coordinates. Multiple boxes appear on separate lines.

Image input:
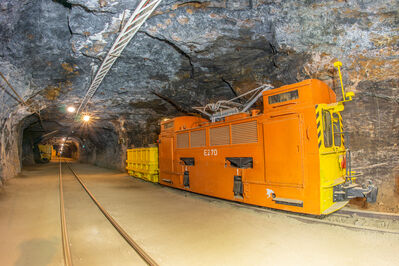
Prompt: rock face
<box><xmin>0</xmin><ymin>0</ymin><xmax>398</xmax><ymax>211</ymax></box>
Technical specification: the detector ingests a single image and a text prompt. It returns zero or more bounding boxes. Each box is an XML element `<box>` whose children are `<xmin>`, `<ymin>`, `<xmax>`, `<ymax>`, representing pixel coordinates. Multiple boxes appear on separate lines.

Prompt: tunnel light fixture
<box><xmin>67</xmin><ymin>106</ymin><xmax>76</xmax><ymax>113</ymax></box>
<box><xmin>83</xmin><ymin>115</ymin><xmax>91</xmax><ymax>122</ymax></box>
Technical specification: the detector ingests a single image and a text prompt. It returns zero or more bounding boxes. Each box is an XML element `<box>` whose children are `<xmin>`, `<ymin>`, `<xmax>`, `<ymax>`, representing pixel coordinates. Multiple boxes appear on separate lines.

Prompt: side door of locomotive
<box><xmin>263</xmin><ymin>113</ymin><xmax>305</xmax><ymax>187</ymax></box>
<box><xmin>159</xmin><ymin>135</ymin><xmax>174</xmax><ymax>182</ymax></box>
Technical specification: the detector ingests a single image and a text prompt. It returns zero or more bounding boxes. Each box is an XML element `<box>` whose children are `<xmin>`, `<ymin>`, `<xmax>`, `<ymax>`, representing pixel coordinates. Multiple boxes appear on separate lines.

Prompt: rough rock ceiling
<box><xmin>0</xmin><ymin>1</ymin><xmax>330</xmax><ymax>127</ymax></box>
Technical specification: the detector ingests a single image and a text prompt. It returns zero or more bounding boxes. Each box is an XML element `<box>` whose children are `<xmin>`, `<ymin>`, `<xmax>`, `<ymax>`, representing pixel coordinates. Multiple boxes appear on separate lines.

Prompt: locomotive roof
<box><xmin>161</xmin><ymin>79</ymin><xmax>337</xmax><ymax>132</ymax></box>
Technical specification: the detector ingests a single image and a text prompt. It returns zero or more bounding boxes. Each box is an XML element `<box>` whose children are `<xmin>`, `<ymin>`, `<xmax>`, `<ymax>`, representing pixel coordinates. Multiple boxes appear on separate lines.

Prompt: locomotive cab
<box><xmin>316</xmin><ymin>102</ymin><xmax>377</xmax><ymax>213</ymax></box>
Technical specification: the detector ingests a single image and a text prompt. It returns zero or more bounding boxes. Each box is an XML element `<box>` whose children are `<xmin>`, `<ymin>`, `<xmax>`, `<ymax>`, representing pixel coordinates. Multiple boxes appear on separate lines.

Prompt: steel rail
<box><xmin>58</xmin><ymin>159</ymin><xmax>73</xmax><ymax>266</ymax></box>
<box><xmin>232</xmin><ymin>203</ymin><xmax>399</xmax><ymax>235</ymax></box>
<box><xmin>169</xmin><ymin>187</ymin><xmax>399</xmax><ymax>235</ymax></box>
<box><xmin>337</xmin><ymin>207</ymin><xmax>399</xmax><ymax>221</ymax></box>
<box><xmin>241</xmin><ymin>203</ymin><xmax>399</xmax><ymax>235</ymax></box>
<box><xmin>65</xmin><ymin>162</ymin><xmax>158</xmax><ymax>266</ymax></box>
<box><xmin>295</xmin><ymin>213</ymin><xmax>399</xmax><ymax>235</ymax></box>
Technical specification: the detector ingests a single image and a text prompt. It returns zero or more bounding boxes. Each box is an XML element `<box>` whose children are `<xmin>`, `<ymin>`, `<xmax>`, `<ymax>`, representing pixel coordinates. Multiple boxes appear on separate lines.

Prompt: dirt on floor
<box><xmin>348</xmin><ymin>173</ymin><xmax>399</xmax><ymax>213</ymax></box>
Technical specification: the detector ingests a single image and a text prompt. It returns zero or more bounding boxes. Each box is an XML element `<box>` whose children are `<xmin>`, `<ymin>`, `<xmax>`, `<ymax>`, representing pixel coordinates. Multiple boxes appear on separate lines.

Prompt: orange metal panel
<box><xmin>158</xmin><ymin>79</ymin><xmax>338</xmax><ymax>215</ymax></box>
<box><xmin>263</xmin><ymin>113</ymin><xmax>304</xmax><ymax>187</ymax></box>
<box><xmin>159</xmin><ymin>136</ymin><xmax>174</xmax><ymax>182</ymax></box>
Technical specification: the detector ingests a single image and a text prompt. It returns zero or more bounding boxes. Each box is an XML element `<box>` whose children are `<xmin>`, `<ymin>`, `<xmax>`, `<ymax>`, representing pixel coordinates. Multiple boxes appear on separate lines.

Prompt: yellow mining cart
<box><xmin>38</xmin><ymin>144</ymin><xmax>53</xmax><ymax>163</ymax></box>
<box><xmin>126</xmin><ymin>147</ymin><xmax>159</xmax><ymax>183</ymax></box>
<box><xmin>51</xmin><ymin>148</ymin><xmax>57</xmax><ymax>159</ymax></box>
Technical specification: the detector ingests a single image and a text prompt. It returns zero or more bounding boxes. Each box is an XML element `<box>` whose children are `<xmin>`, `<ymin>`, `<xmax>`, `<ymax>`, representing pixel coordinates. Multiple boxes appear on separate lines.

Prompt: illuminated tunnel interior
<box><xmin>0</xmin><ymin>1</ymin><xmax>398</xmax><ymax>265</ymax></box>
<box><xmin>0</xmin><ymin>0</ymin><xmax>397</xmax><ymax>214</ymax></box>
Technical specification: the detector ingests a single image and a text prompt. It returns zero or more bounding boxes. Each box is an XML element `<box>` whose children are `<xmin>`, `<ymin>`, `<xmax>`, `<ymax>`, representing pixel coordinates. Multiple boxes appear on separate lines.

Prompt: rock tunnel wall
<box><xmin>0</xmin><ymin>0</ymin><xmax>397</xmax><ymax>211</ymax></box>
<box><xmin>21</xmin><ymin>133</ymin><xmax>35</xmax><ymax>166</ymax></box>
<box><xmin>0</xmin><ymin>116</ymin><xmax>23</xmax><ymax>185</ymax></box>
<box><xmin>79</xmin><ymin>124</ymin><xmax>127</xmax><ymax>171</ymax></box>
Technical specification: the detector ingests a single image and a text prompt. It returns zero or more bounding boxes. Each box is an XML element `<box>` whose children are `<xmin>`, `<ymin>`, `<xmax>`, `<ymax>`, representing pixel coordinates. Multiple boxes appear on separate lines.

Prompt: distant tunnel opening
<box><xmin>18</xmin><ymin>111</ymin><xmax>127</xmax><ymax>170</ymax></box>
<box><xmin>19</xmin><ymin>114</ymin><xmax>84</xmax><ymax>165</ymax></box>
<box><xmin>50</xmin><ymin>137</ymin><xmax>80</xmax><ymax>160</ymax></box>
<box><xmin>21</xmin><ymin>127</ymin><xmax>82</xmax><ymax>165</ymax></box>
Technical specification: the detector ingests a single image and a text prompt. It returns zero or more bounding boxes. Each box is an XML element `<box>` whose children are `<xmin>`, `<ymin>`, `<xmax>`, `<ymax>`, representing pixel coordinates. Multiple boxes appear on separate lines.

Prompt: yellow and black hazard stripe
<box><xmin>339</xmin><ymin>113</ymin><xmax>344</xmax><ymax>146</ymax></box>
<box><xmin>315</xmin><ymin>104</ymin><xmax>323</xmax><ymax>149</ymax></box>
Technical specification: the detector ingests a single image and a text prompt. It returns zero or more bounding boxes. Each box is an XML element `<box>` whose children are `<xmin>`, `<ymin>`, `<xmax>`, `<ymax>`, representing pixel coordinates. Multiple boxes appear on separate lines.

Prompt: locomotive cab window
<box><xmin>268</xmin><ymin>90</ymin><xmax>299</xmax><ymax>104</ymax></box>
<box><xmin>163</xmin><ymin>121</ymin><xmax>174</xmax><ymax>130</ymax></box>
<box><xmin>332</xmin><ymin>113</ymin><xmax>341</xmax><ymax>147</ymax></box>
<box><xmin>322</xmin><ymin>110</ymin><xmax>333</xmax><ymax>147</ymax></box>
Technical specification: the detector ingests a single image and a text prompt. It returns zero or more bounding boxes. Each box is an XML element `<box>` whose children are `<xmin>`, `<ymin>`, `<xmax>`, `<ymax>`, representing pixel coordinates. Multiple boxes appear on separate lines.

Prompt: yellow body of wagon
<box><xmin>126</xmin><ymin>147</ymin><xmax>159</xmax><ymax>183</ymax></box>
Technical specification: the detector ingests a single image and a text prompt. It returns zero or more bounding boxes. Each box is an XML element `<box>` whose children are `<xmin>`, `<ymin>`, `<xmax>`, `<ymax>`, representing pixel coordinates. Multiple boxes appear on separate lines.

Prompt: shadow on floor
<box><xmin>15</xmin><ymin>237</ymin><xmax>58</xmax><ymax>266</ymax></box>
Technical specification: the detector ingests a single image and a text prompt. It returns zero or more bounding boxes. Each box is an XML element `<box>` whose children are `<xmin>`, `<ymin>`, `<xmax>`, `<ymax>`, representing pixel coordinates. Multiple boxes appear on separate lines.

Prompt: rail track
<box><xmin>58</xmin><ymin>160</ymin><xmax>158</xmax><ymax>266</ymax></box>
<box><xmin>244</xmin><ymin>203</ymin><xmax>399</xmax><ymax>235</ymax></box>
<box><xmin>167</xmin><ymin>187</ymin><xmax>399</xmax><ymax>235</ymax></box>
<box><xmin>57</xmin><ymin>159</ymin><xmax>398</xmax><ymax>265</ymax></box>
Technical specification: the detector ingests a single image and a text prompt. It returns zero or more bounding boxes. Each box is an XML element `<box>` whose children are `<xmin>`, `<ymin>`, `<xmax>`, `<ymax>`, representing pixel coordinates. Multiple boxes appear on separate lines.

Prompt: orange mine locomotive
<box><xmin>158</xmin><ymin>75</ymin><xmax>378</xmax><ymax>215</ymax></box>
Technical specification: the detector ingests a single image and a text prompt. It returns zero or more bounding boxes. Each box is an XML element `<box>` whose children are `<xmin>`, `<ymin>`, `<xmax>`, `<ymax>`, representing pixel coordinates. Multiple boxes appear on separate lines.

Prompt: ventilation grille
<box><xmin>210</xmin><ymin>126</ymin><xmax>230</xmax><ymax>146</ymax></box>
<box><xmin>177</xmin><ymin>133</ymin><xmax>189</xmax><ymax>148</ymax></box>
<box><xmin>190</xmin><ymin>130</ymin><xmax>206</xmax><ymax>147</ymax></box>
<box><xmin>231</xmin><ymin>121</ymin><xmax>258</xmax><ymax>144</ymax></box>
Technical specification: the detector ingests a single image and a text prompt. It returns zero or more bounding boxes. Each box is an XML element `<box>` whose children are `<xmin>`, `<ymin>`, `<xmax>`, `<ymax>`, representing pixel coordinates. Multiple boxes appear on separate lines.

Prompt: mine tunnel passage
<box><xmin>0</xmin><ymin>84</ymin><xmax>399</xmax><ymax>265</ymax></box>
<box><xmin>21</xmin><ymin>116</ymin><xmax>83</xmax><ymax>164</ymax></box>
<box><xmin>0</xmin><ymin>0</ymin><xmax>398</xmax><ymax>264</ymax></box>
<box><xmin>17</xmin><ymin>109</ymin><xmax>126</xmax><ymax>170</ymax></box>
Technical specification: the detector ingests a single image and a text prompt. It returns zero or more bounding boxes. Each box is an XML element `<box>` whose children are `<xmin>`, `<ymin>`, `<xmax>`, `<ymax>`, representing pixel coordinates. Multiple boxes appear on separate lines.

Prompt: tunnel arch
<box><xmin>18</xmin><ymin>110</ymin><xmax>126</xmax><ymax>170</ymax></box>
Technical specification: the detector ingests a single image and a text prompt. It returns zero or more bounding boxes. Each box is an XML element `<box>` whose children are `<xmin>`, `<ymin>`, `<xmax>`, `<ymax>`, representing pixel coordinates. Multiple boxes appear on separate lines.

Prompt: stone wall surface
<box><xmin>0</xmin><ymin>0</ymin><xmax>397</xmax><ymax>211</ymax></box>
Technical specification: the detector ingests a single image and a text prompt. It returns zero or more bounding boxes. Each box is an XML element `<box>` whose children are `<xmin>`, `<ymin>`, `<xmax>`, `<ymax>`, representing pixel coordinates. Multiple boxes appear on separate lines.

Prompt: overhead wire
<box><xmin>0</xmin><ymin>71</ymin><xmax>45</xmax><ymax>130</ymax></box>
<box><xmin>59</xmin><ymin>0</ymin><xmax>163</xmax><ymax>155</ymax></box>
<box><xmin>75</xmin><ymin>0</ymin><xmax>163</xmax><ymax>119</ymax></box>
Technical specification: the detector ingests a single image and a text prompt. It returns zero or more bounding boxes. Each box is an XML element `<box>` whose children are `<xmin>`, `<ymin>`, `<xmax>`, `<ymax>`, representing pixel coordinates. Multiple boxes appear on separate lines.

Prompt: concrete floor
<box><xmin>0</xmin><ymin>162</ymin><xmax>398</xmax><ymax>266</ymax></box>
